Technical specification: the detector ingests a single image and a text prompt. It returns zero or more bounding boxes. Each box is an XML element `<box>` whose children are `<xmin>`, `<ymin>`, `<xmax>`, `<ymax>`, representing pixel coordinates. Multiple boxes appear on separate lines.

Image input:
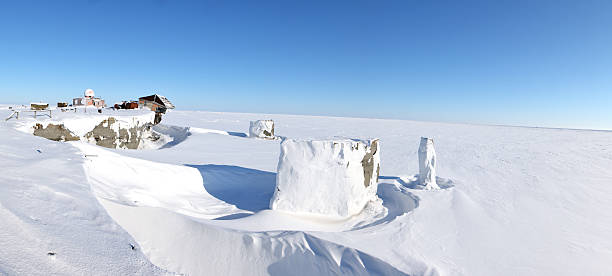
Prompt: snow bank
<box><xmin>418</xmin><ymin>137</ymin><xmax>439</xmax><ymax>189</ymax></box>
<box><xmin>249</xmin><ymin>120</ymin><xmax>275</xmax><ymax>139</ymax></box>
<box><xmin>270</xmin><ymin>138</ymin><xmax>380</xmax><ymax>218</ymax></box>
<box><xmin>11</xmin><ymin>110</ymin><xmax>169</xmax><ymax>149</ymax></box>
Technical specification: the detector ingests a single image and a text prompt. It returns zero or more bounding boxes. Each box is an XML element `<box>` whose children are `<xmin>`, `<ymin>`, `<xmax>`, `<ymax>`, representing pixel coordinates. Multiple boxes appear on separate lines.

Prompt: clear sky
<box><xmin>1</xmin><ymin>0</ymin><xmax>611</xmax><ymax>130</ymax></box>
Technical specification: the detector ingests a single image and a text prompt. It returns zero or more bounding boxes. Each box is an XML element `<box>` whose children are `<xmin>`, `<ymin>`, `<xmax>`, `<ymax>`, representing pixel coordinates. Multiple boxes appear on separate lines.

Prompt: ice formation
<box><xmin>249</xmin><ymin>120</ymin><xmax>275</xmax><ymax>139</ymax></box>
<box><xmin>418</xmin><ymin>137</ymin><xmax>439</xmax><ymax>189</ymax></box>
<box><xmin>270</xmin><ymin>138</ymin><xmax>380</xmax><ymax>218</ymax></box>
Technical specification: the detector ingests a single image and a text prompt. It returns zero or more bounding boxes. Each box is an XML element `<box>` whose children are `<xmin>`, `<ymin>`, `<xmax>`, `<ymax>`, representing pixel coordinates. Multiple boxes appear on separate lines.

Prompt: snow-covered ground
<box><xmin>1</xmin><ymin>108</ymin><xmax>612</xmax><ymax>275</ymax></box>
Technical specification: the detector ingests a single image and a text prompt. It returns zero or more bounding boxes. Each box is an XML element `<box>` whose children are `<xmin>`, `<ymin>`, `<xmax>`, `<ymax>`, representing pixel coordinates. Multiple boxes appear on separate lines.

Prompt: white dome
<box><xmin>84</xmin><ymin>89</ymin><xmax>95</xmax><ymax>97</ymax></box>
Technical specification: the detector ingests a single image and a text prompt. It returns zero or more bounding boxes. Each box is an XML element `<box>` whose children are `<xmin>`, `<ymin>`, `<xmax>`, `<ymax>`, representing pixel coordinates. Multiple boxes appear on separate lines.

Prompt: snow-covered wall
<box><xmin>16</xmin><ymin>111</ymin><xmax>165</xmax><ymax>149</ymax></box>
<box><xmin>82</xmin><ymin>116</ymin><xmax>158</xmax><ymax>149</ymax></box>
<box><xmin>249</xmin><ymin>120</ymin><xmax>274</xmax><ymax>139</ymax></box>
<box><xmin>418</xmin><ymin>137</ymin><xmax>439</xmax><ymax>189</ymax></box>
<box><xmin>270</xmin><ymin>138</ymin><xmax>380</xmax><ymax>218</ymax></box>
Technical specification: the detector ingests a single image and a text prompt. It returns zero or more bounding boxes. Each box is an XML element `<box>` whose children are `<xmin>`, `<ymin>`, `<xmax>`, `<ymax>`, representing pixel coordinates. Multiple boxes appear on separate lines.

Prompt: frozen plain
<box><xmin>1</xmin><ymin>107</ymin><xmax>612</xmax><ymax>275</ymax></box>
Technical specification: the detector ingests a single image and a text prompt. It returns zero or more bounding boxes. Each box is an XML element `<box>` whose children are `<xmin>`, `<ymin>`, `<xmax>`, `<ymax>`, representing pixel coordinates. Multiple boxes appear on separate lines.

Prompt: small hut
<box><xmin>31</xmin><ymin>103</ymin><xmax>49</xmax><ymax>110</ymax></box>
<box><xmin>138</xmin><ymin>94</ymin><xmax>174</xmax><ymax>113</ymax></box>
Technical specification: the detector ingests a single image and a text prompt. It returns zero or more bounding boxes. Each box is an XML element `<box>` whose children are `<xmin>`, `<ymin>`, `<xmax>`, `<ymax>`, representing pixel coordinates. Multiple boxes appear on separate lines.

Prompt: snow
<box><xmin>418</xmin><ymin>137</ymin><xmax>439</xmax><ymax>189</ymax></box>
<box><xmin>249</xmin><ymin>119</ymin><xmax>275</xmax><ymax>139</ymax></box>
<box><xmin>12</xmin><ymin>109</ymin><xmax>155</xmax><ymax>137</ymax></box>
<box><xmin>0</xmin><ymin>120</ymin><xmax>165</xmax><ymax>275</ymax></box>
<box><xmin>2</xmin><ymin>108</ymin><xmax>612</xmax><ymax>275</ymax></box>
<box><xmin>270</xmin><ymin>138</ymin><xmax>380</xmax><ymax>218</ymax></box>
<box><xmin>9</xmin><ymin>109</ymin><xmax>166</xmax><ymax>149</ymax></box>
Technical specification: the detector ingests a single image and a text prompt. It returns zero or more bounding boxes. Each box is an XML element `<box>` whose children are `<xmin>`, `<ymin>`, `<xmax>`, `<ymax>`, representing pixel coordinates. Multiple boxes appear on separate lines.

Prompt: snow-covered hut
<box><xmin>138</xmin><ymin>94</ymin><xmax>174</xmax><ymax>113</ymax></box>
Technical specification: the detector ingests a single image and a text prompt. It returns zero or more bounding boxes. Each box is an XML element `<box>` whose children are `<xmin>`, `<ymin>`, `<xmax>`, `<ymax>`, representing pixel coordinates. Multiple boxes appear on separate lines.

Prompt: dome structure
<box><xmin>84</xmin><ymin>89</ymin><xmax>95</xmax><ymax>98</ymax></box>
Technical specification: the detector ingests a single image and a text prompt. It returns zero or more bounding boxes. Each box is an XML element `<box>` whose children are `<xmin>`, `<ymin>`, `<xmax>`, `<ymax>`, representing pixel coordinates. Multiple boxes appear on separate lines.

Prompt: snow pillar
<box><xmin>418</xmin><ymin>137</ymin><xmax>439</xmax><ymax>190</ymax></box>
<box><xmin>249</xmin><ymin>120</ymin><xmax>275</xmax><ymax>139</ymax></box>
<box><xmin>270</xmin><ymin>138</ymin><xmax>380</xmax><ymax>218</ymax></box>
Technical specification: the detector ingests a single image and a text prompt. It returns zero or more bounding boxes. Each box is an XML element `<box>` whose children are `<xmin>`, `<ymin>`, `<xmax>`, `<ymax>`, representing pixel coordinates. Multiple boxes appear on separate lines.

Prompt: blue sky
<box><xmin>1</xmin><ymin>0</ymin><xmax>611</xmax><ymax>129</ymax></box>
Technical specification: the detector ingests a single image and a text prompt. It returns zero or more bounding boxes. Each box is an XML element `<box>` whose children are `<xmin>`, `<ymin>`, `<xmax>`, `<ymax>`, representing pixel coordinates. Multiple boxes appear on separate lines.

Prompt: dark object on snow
<box><xmin>33</xmin><ymin>123</ymin><xmax>80</xmax><ymax>142</ymax></box>
<box><xmin>130</xmin><ymin>243</ymin><xmax>136</xmax><ymax>250</ymax></box>
<box><xmin>31</xmin><ymin>103</ymin><xmax>49</xmax><ymax>110</ymax></box>
<box><xmin>114</xmin><ymin>101</ymin><xmax>139</xmax><ymax>110</ymax></box>
<box><xmin>57</xmin><ymin>102</ymin><xmax>68</xmax><ymax>108</ymax></box>
<box><xmin>36</xmin><ymin>149</ymin><xmax>42</xmax><ymax>153</ymax></box>
<box><xmin>97</xmin><ymin>109</ymin><xmax>102</xmax><ymax>113</ymax></box>
<box><xmin>47</xmin><ymin>251</ymin><xmax>56</xmax><ymax>256</ymax></box>
<box><xmin>125</xmin><ymin>102</ymin><xmax>138</xmax><ymax>109</ymax></box>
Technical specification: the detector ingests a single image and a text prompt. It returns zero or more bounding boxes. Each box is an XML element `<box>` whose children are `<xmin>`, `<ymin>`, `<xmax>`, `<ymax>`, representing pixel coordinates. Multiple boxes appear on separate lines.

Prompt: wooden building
<box><xmin>138</xmin><ymin>94</ymin><xmax>175</xmax><ymax>113</ymax></box>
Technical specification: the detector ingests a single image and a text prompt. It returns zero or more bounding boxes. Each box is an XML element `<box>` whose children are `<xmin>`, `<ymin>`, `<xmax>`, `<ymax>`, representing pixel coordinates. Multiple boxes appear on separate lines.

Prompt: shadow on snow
<box><xmin>186</xmin><ymin>164</ymin><xmax>277</xmax><ymax>213</ymax></box>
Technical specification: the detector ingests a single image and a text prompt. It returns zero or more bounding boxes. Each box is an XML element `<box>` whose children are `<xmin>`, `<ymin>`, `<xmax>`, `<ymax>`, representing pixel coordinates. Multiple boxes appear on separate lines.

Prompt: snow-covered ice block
<box><xmin>249</xmin><ymin>120</ymin><xmax>275</xmax><ymax>139</ymax></box>
<box><xmin>418</xmin><ymin>137</ymin><xmax>440</xmax><ymax>190</ymax></box>
<box><xmin>270</xmin><ymin>138</ymin><xmax>380</xmax><ymax>218</ymax></box>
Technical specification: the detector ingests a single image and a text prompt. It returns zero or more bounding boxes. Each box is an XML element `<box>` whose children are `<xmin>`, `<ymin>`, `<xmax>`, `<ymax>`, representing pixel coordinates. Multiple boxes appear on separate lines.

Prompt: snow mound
<box><xmin>270</xmin><ymin>138</ymin><xmax>380</xmax><ymax>218</ymax></box>
<box><xmin>100</xmin><ymin>199</ymin><xmax>409</xmax><ymax>276</ymax></box>
<box><xmin>76</xmin><ymin>142</ymin><xmax>239</xmax><ymax>219</ymax></box>
<box><xmin>249</xmin><ymin>120</ymin><xmax>275</xmax><ymax>139</ymax></box>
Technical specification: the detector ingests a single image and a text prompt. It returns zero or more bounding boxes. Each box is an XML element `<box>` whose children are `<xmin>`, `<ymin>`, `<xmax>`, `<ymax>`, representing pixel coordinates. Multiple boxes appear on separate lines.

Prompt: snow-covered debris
<box><xmin>270</xmin><ymin>138</ymin><xmax>380</xmax><ymax>218</ymax></box>
<box><xmin>13</xmin><ymin>110</ymin><xmax>170</xmax><ymax>149</ymax></box>
<box><xmin>82</xmin><ymin>116</ymin><xmax>157</xmax><ymax>149</ymax></box>
<box><xmin>418</xmin><ymin>137</ymin><xmax>439</xmax><ymax>189</ymax></box>
<box><xmin>249</xmin><ymin>120</ymin><xmax>275</xmax><ymax>139</ymax></box>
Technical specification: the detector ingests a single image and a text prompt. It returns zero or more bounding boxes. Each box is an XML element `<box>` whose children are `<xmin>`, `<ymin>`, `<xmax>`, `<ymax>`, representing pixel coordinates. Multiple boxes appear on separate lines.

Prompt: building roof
<box><xmin>139</xmin><ymin>94</ymin><xmax>175</xmax><ymax>109</ymax></box>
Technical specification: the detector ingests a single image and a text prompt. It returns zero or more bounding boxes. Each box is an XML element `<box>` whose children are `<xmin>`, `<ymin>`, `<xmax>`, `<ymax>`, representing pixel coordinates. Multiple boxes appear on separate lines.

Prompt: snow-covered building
<box><xmin>73</xmin><ymin>88</ymin><xmax>105</xmax><ymax>108</ymax></box>
<box><xmin>114</xmin><ymin>101</ymin><xmax>139</xmax><ymax>109</ymax></box>
<box><xmin>270</xmin><ymin>138</ymin><xmax>380</xmax><ymax>218</ymax></box>
<box><xmin>138</xmin><ymin>94</ymin><xmax>174</xmax><ymax>113</ymax></box>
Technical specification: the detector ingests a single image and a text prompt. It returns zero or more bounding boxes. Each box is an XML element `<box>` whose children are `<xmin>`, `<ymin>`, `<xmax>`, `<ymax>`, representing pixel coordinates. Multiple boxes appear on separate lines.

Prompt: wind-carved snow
<box><xmin>418</xmin><ymin>137</ymin><xmax>440</xmax><ymax>190</ymax></box>
<box><xmin>75</xmin><ymin>139</ymin><xmax>417</xmax><ymax>276</ymax></box>
<box><xmin>3</xmin><ymin>108</ymin><xmax>612</xmax><ymax>276</ymax></box>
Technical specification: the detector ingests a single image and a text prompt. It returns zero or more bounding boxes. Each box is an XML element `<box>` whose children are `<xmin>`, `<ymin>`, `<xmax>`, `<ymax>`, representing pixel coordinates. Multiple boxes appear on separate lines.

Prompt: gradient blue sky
<box><xmin>1</xmin><ymin>0</ymin><xmax>611</xmax><ymax>129</ymax></box>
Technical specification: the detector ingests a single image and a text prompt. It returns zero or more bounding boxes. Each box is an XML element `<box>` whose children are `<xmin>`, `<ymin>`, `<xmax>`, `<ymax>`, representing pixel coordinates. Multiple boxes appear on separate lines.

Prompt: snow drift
<box><xmin>270</xmin><ymin>138</ymin><xmax>380</xmax><ymax>218</ymax></box>
<box><xmin>4</xmin><ymin>108</ymin><xmax>612</xmax><ymax>276</ymax></box>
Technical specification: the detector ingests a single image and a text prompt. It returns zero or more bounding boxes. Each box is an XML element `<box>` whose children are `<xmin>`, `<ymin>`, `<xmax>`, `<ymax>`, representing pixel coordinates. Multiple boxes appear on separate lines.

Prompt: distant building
<box><xmin>138</xmin><ymin>94</ymin><xmax>174</xmax><ymax>113</ymax></box>
<box><xmin>114</xmin><ymin>101</ymin><xmax>139</xmax><ymax>109</ymax></box>
<box><xmin>30</xmin><ymin>103</ymin><xmax>49</xmax><ymax>110</ymax></box>
<box><xmin>73</xmin><ymin>88</ymin><xmax>105</xmax><ymax>108</ymax></box>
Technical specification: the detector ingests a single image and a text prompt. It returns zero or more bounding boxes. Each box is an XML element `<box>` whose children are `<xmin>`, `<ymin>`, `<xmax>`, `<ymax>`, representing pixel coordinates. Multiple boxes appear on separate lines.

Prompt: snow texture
<box><xmin>249</xmin><ymin>120</ymin><xmax>275</xmax><ymax>139</ymax></box>
<box><xmin>418</xmin><ymin>137</ymin><xmax>439</xmax><ymax>189</ymax></box>
<box><xmin>0</xmin><ymin>118</ymin><xmax>166</xmax><ymax>275</ymax></box>
<box><xmin>11</xmin><ymin>109</ymin><xmax>167</xmax><ymax>149</ymax></box>
<box><xmin>3</xmin><ymin>107</ymin><xmax>612</xmax><ymax>276</ymax></box>
<box><xmin>270</xmin><ymin>138</ymin><xmax>380</xmax><ymax>218</ymax></box>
